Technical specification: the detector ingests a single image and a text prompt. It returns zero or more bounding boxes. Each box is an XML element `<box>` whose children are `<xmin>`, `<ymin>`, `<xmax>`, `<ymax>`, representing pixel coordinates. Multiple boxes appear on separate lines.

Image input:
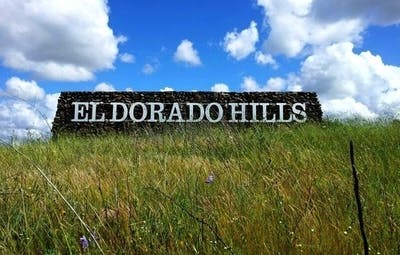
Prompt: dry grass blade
<box><xmin>0</xmin><ymin>138</ymin><xmax>105</xmax><ymax>255</ymax></box>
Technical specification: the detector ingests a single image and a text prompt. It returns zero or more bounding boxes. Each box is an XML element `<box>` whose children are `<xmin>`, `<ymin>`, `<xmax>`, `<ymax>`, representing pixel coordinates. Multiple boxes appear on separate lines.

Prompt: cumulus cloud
<box><xmin>160</xmin><ymin>87</ymin><xmax>174</xmax><ymax>92</ymax></box>
<box><xmin>5</xmin><ymin>77</ymin><xmax>45</xmax><ymax>101</ymax></box>
<box><xmin>241</xmin><ymin>76</ymin><xmax>260</xmax><ymax>91</ymax></box>
<box><xmin>141</xmin><ymin>58</ymin><xmax>160</xmax><ymax>75</ymax></box>
<box><xmin>241</xmin><ymin>76</ymin><xmax>286</xmax><ymax>92</ymax></box>
<box><xmin>254</xmin><ymin>51</ymin><xmax>277</xmax><ymax>67</ymax></box>
<box><xmin>94</xmin><ymin>82</ymin><xmax>116</xmax><ymax>92</ymax></box>
<box><xmin>241</xmin><ymin>41</ymin><xmax>400</xmax><ymax>119</ymax></box>
<box><xmin>311</xmin><ymin>0</ymin><xmax>400</xmax><ymax>26</ymax></box>
<box><xmin>256</xmin><ymin>0</ymin><xmax>400</xmax><ymax>57</ymax></box>
<box><xmin>257</xmin><ymin>0</ymin><xmax>363</xmax><ymax>57</ymax></box>
<box><xmin>0</xmin><ymin>77</ymin><xmax>59</xmax><ymax>142</ymax></box>
<box><xmin>119</xmin><ymin>53</ymin><xmax>135</xmax><ymax>63</ymax></box>
<box><xmin>0</xmin><ymin>0</ymin><xmax>123</xmax><ymax>81</ymax></box>
<box><xmin>223</xmin><ymin>21</ymin><xmax>259</xmax><ymax>60</ymax></box>
<box><xmin>252</xmin><ymin>0</ymin><xmax>400</xmax><ymax>119</ymax></box>
<box><xmin>322</xmin><ymin>97</ymin><xmax>378</xmax><ymax>120</ymax></box>
<box><xmin>174</xmin><ymin>40</ymin><xmax>202</xmax><ymax>66</ymax></box>
<box><xmin>284</xmin><ymin>42</ymin><xmax>400</xmax><ymax>119</ymax></box>
<box><xmin>142</xmin><ymin>64</ymin><xmax>157</xmax><ymax>75</ymax></box>
<box><xmin>211</xmin><ymin>83</ymin><xmax>230</xmax><ymax>92</ymax></box>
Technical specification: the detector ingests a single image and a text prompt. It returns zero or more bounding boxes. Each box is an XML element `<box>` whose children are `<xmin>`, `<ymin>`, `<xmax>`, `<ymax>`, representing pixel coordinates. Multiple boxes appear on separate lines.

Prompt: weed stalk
<box><xmin>350</xmin><ymin>140</ymin><xmax>369</xmax><ymax>255</ymax></box>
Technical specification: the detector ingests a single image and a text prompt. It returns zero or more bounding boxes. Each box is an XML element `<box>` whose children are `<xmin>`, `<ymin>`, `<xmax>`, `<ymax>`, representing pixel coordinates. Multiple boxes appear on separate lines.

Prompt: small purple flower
<box><xmin>80</xmin><ymin>235</ymin><xmax>89</xmax><ymax>250</ymax></box>
<box><xmin>205</xmin><ymin>172</ymin><xmax>215</xmax><ymax>184</ymax></box>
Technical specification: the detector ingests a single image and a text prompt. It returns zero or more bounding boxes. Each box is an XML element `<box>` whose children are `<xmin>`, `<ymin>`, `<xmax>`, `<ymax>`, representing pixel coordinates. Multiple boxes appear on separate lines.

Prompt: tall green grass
<box><xmin>0</xmin><ymin>121</ymin><xmax>399</xmax><ymax>254</ymax></box>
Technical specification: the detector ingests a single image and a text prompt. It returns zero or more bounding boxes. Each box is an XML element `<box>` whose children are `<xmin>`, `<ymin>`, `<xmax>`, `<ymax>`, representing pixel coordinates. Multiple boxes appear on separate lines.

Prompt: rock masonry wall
<box><xmin>52</xmin><ymin>91</ymin><xmax>322</xmax><ymax>136</ymax></box>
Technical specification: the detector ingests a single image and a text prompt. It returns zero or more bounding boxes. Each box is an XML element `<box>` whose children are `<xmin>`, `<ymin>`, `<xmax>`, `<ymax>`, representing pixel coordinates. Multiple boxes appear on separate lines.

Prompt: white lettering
<box><xmin>89</xmin><ymin>102</ymin><xmax>105</xmax><ymax>122</ymax></box>
<box><xmin>205</xmin><ymin>103</ymin><xmax>223</xmax><ymax>123</ymax></box>
<box><xmin>187</xmin><ymin>103</ymin><xmax>204</xmax><ymax>122</ymax></box>
<box><xmin>70</xmin><ymin>100</ymin><xmax>309</xmax><ymax>124</ymax></box>
<box><xmin>167</xmin><ymin>103</ymin><xmax>184</xmax><ymax>122</ymax></box>
<box><xmin>71</xmin><ymin>102</ymin><xmax>89</xmax><ymax>122</ymax></box>
<box><xmin>277</xmin><ymin>103</ymin><xmax>292</xmax><ymax>122</ymax></box>
<box><xmin>129</xmin><ymin>102</ymin><xmax>147</xmax><ymax>122</ymax></box>
<box><xmin>110</xmin><ymin>103</ymin><xmax>128</xmax><ymax>122</ymax></box>
<box><xmin>292</xmin><ymin>103</ymin><xmax>307</xmax><ymax>123</ymax></box>
<box><xmin>250</xmin><ymin>103</ymin><xmax>259</xmax><ymax>123</ymax></box>
<box><xmin>148</xmin><ymin>102</ymin><xmax>166</xmax><ymax>122</ymax></box>
<box><xmin>260</xmin><ymin>103</ymin><xmax>276</xmax><ymax>123</ymax></box>
<box><xmin>229</xmin><ymin>103</ymin><xmax>248</xmax><ymax>122</ymax></box>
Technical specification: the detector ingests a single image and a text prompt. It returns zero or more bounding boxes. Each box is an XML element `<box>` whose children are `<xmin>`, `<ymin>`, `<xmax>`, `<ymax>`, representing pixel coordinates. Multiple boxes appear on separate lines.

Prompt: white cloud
<box><xmin>254</xmin><ymin>51</ymin><xmax>277</xmax><ymax>67</ymax></box>
<box><xmin>241</xmin><ymin>76</ymin><xmax>260</xmax><ymax>92</ymax></box>
<box><xmin>160</xmin><ymin>87</ymin><xmax>174</xmax><ymax>92</ymax></box>
<box><xmin>266</xmin><ymin>77</ymin><xmax>287</xmax><ymax>91</ymax></box>
<box><xmin>142</xmin><ymin>64</ymin><xmax>156</xmax><ymax>75</ymax></box>
<box><xmin>119</xmin><ymin>53</ymin><xmax>135</xmax><ymax>63</ymax></box>
<box><xmin>256</xmin><ymin>0</ymin><xmax>400</xmax><ymax>57</ymax></box>
<box><xmin>241</xmin><ymin>76</ymin><xmax>286</xmax><ymax>92</ymax></box>
<box><xmin>94</xmin><ymin>82</ymin><xmax>116</xmax><ymax>92</ymax></box>
<box><xmin>0</xmin><ymin>0</ymin><xmax>123</xmax><ymax>81</ymax></box>
<box><xmin>283</xmin><ymin>42</ymin><xmax>400</xmax><ymax>119</ymax></box>
<box><xmin>311</xmin><ymin>0</ymin><xmax>400</xmax><ymax>26</ymax></box>
<box><xmin>211</xmin><ymin>83</ymin><xmax>230</xmax><ymax>92</ymax></box>
<box><xmin>253</xmin><ymin>0</ymin><xmax>400</xmax><ymax>119</ymax></box>
<box><xmin>5</xmin><ymin>77</ymin><xmax>45</xmax><ymax>101</ymax></box>
<box><xmin>223</xmin><ymin>21</ymin><xmax>259</xmax><ymax>60</ymax></box>
<box><xmin>322</xmin><ymin>97</ymin><xmax>378</xmax><ymax>120</ymax></box>
<box><xmin>0</xmin><ymin>77</ymin><xmax>59</xmax><ymax>142</ymax></box>
<box><xmin>173</xmin><ymin>39</ymin><xmax>202</xmax><ymax>66</ymax></box>
<box><xmin>256</xmin><ymin>0</ymin><xmax>361</xmax><ymax>57</ymax></box>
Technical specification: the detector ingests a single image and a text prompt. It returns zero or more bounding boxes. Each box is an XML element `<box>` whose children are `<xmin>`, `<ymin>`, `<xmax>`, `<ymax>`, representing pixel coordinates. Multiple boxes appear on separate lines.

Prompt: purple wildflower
<box><xmin>205</xmin><ymin>172</ymin><xmax>215</xmax><ymax>184</ymax></box>
<box><xmin>80</xmin><ymin>235</ymin><xmax>89</xmax><ymax>250</ymax></box>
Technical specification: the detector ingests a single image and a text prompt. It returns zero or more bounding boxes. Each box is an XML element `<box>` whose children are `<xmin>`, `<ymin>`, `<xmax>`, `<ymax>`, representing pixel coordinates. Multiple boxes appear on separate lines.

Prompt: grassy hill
<box><xmin>0</xmin><ymin>121</ymin><xmax>399</xmax><ymax>254</ymax></box>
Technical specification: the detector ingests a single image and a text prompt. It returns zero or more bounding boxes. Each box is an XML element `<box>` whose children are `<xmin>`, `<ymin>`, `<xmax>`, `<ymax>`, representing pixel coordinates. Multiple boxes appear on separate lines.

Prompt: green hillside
<box><xmin>0</xmin><ymin>122</ymin><xmax>399</xmax><ymax>254</ymax></box>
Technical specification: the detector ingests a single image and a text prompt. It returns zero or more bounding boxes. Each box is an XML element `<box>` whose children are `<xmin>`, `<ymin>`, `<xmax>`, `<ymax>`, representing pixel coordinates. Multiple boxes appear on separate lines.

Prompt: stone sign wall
<box><xmin>52</xmin><ymin>91</ymin><xmax>322</xmax><ymax>135</ymax></box>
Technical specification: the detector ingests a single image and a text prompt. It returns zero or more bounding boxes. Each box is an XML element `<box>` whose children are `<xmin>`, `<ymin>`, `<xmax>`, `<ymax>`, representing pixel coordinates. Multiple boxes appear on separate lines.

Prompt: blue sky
<box><xmin>1</xmin><ymin>0</ymin><xmax>400</xmax><ymax>140</ymax></box>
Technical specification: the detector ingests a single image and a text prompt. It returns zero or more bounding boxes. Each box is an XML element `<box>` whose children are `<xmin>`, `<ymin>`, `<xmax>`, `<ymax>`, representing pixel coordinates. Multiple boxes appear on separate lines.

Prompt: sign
<box><xmin>52</xmin><ymin>92</ymin><xmax>322</xmax><ymax>135</ymax></box>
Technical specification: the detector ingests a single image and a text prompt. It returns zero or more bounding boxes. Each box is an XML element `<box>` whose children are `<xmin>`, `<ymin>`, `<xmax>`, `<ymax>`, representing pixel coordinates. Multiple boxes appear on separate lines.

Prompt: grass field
<box><xmin>0</xmin><ymin>121</ymin><xmax>399</xmax><ymax>254</ymax></box>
